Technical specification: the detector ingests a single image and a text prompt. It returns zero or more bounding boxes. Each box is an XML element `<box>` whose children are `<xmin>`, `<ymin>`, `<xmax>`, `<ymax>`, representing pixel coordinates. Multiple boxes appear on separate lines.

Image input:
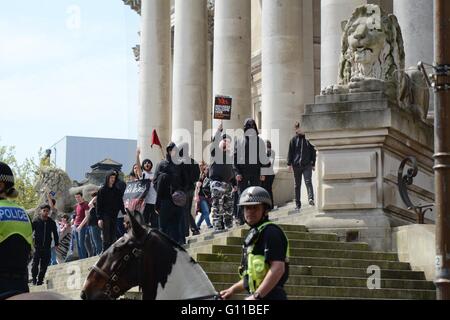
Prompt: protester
<box><xmin>261</xmin><ymin>140</ymin><xmax>276</xmax><ymax>210</ymax></box>
<box><xmin>179</xmin><ymin>143</ymin><xmax>201</xmax><ymax>237</ymax></box>
<box><xmin>55</xmin><ymin>215</ymin><xmax>71</xmax><ymax>263</ymax></box>
<box><xmin>73</xmin><ymin>192</ymin><xmax>89</xmax><ymax>259</ymax></box>
<box><xmin>234</xmin><ymin>118</ymin><xmax>268</xmax><ymax>224</ymax></box>
<box><xmin>287</xmin><ymin>122</ymin><xmax>316</xmax><ymax>211</ymax></box>
<box><xmin>97</xmin><ymin>171</ymin><xmax>126</xmax><ymax>251</ymax></box>
<box><xmin>154</xmin><ymin>142</ymin><xmax>186</xmax><ymax>245</ymax></box>
<box><xmin>77</xmin><ymin>192</ymin><xmax>102</xmax><ymax>256</ymax></box>
<box><xmin>135</xmin><ymin>149</ymin><xmax>158</xmax><ymax>228</ymax></box>
<box><xmin>31</xmin><ymin>204</ymin><xmax>59</xmax><ymax>285</ymax></box>
<box><xmin>194</xmin><ymin>162</ymin><xmax>213</xmax><ymax>230</ymax></box>
<box><xmin>210</xmin><ymin>123</ymin><xmax>236</xmax><ymax>231</ymax></box>
<box><xmin>113</xmin><ymin>170</ymin><xmax>127</xmax><ymax>238</ymax></box>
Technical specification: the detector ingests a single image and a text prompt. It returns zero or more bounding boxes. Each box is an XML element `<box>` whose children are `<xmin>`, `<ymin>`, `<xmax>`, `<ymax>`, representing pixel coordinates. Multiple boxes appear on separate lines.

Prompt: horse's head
<box><xmin>81</xmin><ymin>211</ymin><xmax>148</xmax><ymax>300</ymax></box>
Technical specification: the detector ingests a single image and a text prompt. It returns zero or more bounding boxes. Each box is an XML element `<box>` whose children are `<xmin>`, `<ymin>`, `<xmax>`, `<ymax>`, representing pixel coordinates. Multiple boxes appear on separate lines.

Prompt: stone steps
<box><xmin>198</xmin><ymin>262</ymin><xmax>426</xmax><ymax>280</ymax></box>
<box><xmin>211</xmin><ymin>283</ymin><xmax>436</xmax><ymax>300</ymax></box>
<box><xmin>205</xmin><ymin>272</ymin><xmax>435</xmax><ymax>290</ymax></box>
<box><xmin>30</xmin><ymin>201</ymin><xmax>436</xmax><ymax>300</ymax></box>
<box><xmin>194</xmin><ymin>253</ymin><xmax>412</xmax><ymax>270</ymax></box>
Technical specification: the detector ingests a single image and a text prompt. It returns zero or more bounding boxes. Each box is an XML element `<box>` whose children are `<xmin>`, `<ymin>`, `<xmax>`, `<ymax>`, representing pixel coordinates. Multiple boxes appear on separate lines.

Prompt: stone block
<box><xmin>322</xmin><ymin>182</ymin><xmax>377</xmax><ymax>210</ymax></box>
<box><xmin>321</xmin><ymin>151</ymin><xmax>377</xmax><ymax>180</ymax></box>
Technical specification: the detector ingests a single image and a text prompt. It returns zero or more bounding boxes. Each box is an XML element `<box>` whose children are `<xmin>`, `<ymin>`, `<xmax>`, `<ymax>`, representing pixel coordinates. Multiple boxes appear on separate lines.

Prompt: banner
<box><xmin>123</xmin><ymin>180</ymin><xmax>150</xmax><ymax>214</ymax></box>
<box><xmin>213</xmin><ymin>95</ymin><xmax>232</xmax><ymax>120</ymax></box>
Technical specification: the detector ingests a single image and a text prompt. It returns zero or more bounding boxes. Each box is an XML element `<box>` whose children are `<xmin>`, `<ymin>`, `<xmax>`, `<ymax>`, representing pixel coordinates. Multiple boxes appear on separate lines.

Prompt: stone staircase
<box><xmin>30</xmin><ymin>202</ymin><xmax>436</xmax><ymax>300</ymax></box>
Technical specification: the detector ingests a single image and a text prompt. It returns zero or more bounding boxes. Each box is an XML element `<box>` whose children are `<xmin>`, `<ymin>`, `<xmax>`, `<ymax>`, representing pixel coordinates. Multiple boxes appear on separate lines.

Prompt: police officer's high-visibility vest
<box><xmin>240</xmin><ymin>221</ymin><xmax>290</xmax><ymax>293</ymax></box>
<box><xmin>0</xmin><ymin>199</ymin><xmax>33</xmax><ymax>246</ymax></box>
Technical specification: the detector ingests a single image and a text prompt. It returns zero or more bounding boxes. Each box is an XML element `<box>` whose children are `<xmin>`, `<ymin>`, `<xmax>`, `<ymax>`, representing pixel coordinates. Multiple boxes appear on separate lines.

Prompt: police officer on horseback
<box><xmin>220</xmin><ymin>186</ymin><xmax>289</xmax><ymax>300</ymax></box>
<box><xmin>0</xmin><ymin>162</ymin><xmax>33</xmax><ymax>298</ymax></box>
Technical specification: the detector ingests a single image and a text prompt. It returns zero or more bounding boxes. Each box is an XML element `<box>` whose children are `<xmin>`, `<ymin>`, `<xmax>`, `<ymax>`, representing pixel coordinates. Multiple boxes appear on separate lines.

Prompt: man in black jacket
<box><xmin>178</xmin><ymin>143</ymin><xmax>201</xmax><ymax>237</ymax></box>
<box><xmin>96</xmin><ymin>171</ymin><xmax>126</xmax><ymax>251</ymax></box>
<box><xmin>154</xmin><ymin>142</ymin><xmax>186</xmax><ymax>245</ymax></box>
<box><xmin>287</xmin><ymin>122</ymin><xmax>316</xmax><ymax>211</ymax></box>
<box><xmin>31</xmin><ymin>204</ymin><xmax>59</xmax><ymax>285</ymax></box>
<box><xmin>234</xmin><ymin>118</ymin><xmax>268</xmax><ymax>224</ymax></box>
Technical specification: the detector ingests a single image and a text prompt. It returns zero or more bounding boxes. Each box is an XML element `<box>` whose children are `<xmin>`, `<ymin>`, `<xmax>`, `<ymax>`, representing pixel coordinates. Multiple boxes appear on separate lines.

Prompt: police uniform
<box><xmin>0</xmin><ymin>199</ymin><xmax>33</xmax><ymax>297</ymax></box>
<box><xmin>240</xmin><ymin>219</ymin><xmax>289</xmax><ymax>300</ymax></box>
<box><xmin>237</xmin><ymin>186</ymin><xmax>290</xmax><ymax>300</ymax></box>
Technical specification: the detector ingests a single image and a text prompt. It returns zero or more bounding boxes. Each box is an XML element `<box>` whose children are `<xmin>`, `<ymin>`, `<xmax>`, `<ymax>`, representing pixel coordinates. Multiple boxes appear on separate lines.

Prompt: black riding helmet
<box><xmin>0</xmin><ymin>161</ymin><xmax>18</xmax><ymax>198</ymax></box>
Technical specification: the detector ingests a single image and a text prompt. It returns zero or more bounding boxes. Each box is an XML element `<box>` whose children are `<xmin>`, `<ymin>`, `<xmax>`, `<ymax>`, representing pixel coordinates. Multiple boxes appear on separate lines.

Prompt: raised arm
<box><xmin>136</xmin><ymin>148</ymin><xmax>143</xmax><ymax>179</ymax></box>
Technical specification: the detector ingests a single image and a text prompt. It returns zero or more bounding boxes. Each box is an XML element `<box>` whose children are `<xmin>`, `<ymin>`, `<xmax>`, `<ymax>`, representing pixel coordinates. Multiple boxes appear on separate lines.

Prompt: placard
<box><xmin>214</xmin><ymin>95</ymin><xmax>232</xmax><ymax>120</ymax></box>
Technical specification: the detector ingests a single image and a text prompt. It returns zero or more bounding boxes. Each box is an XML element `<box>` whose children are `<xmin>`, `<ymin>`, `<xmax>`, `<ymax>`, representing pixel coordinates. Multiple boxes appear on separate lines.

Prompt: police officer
<box><xmin>0</xmin><ymin>162</ymin><xmax>33</xmax><ymax>298</ymax></box>
<box><xmin>220</xmin><ymin>186</ymin><xmax>289</xmax><ymax>300</ymax></box>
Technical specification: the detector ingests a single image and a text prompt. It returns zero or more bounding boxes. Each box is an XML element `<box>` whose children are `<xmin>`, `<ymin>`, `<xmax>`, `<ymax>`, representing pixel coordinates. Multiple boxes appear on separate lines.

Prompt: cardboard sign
<box><xmin>214</xmin><ymin>95</ymin><xmax>232</xmax><ymax>120</ymax></box>
<box><xmin>123</xmin><ymin>180</ymin><xmax>150</xmax><ymax>214</ymax></box>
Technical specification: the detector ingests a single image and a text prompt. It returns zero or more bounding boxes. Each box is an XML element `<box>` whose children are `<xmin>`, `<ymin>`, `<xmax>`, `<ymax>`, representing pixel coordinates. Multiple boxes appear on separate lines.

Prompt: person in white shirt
<box><xmin>136</xmin><ymin>149</ymin><xmax>158</xmax><ymax>228</ymax></box>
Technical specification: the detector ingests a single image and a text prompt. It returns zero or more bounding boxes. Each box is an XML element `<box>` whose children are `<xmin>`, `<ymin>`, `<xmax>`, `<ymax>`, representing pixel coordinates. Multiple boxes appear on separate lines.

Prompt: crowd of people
<box><xmin>0</xmin><ymin>118</ymin><xmax>316</xmax><ymax>299</ymax></box>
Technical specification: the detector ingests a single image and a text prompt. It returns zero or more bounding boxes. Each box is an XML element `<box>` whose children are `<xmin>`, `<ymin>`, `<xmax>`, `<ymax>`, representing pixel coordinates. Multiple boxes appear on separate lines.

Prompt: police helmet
<box><xmin>238</xmin><ymin>186</ymin><xmax>272</xmax><ymax>207</ymax></box>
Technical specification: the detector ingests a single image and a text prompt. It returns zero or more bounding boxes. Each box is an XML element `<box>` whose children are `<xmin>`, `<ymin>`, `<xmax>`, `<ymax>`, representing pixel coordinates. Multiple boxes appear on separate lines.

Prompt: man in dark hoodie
<box><xmin>96</xmin><ymin>171</ymin><xmax>126</xmax><ymax>251</ymax></box>
<box><xmin>154</xmin><ymin>142</ymin><xmax>186</xmax><ymax>245</ymax></box>
<box><xmin>31</xmin><ymin>204</ymin><xmax>59</xmax><ymax>285</ymax></box>
<box><xmin>234</xmin><ymin>118</ymin><xmax>268</xmax><ymax>225</ymax></box>
<box><xmin>287</xmin><ymin>122</ymin><xmax>316</xmax><ymax>211</ymax></box>
<box><xmin>210</xmin><ymin>123</ymin><xmax>236</xmax><ymax>231</ymax></box>
<box><xmin>178</xmin><ymin>142</ymin><xmax>201</xmax><ymax>237</ymax></box>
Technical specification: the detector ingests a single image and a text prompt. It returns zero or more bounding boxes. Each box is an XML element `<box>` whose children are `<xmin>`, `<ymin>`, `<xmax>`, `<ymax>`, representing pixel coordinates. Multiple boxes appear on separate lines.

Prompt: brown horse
<box><xmin>81</xmin><ymin>211</ymin><xmax>218</xmax><ymax>300</ymax></box>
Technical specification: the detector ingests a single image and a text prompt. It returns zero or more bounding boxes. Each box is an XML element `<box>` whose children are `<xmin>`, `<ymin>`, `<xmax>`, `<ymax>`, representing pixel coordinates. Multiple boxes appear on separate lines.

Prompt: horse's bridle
<box><xmin>87</xmin><ymin>229</ymin><xmax>222</xmax><ymax>300</ymax></box>
<box><xmin>88</xmin><ymin>241</ymin><xmax>144</xmax><ymax>300</ymax></box>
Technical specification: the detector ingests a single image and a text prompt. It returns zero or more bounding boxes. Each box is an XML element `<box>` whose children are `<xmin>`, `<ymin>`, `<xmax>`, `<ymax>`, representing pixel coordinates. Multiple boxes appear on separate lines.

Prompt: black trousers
<box><xmin>0</xmin><ymin>276</ymin><xmax>29</xmax><ymax>298</ymax></box>
<box><xmin>293</xmin><ymin>165</ymin><xmax>314</xmax><ymax>208</ymax></box>
<box><xmin>31</xmin><ymin>248</ymin><xmax>51</xmax><ymax>283</ymax></box>
<box><xmin>184</xmin><ymin>190</ymin><xmax>199</xmax><ymax>237</ymax></box>
<box><xmin>237</xmin><ymin>175</ymin><xmax>261</xmax><ymax>224</ymax></box>
<box><xmin>262</xmin><ymin>175</ymin><xmax>275</xmax><ymax>209</ymax></box>
<box><xmin>102</xmin><ymin>216</ymin><xmax>117</xmax><ymax>252</ymax></box>
<box><xmin>144</xmin><ymin>204</ymin><xmax>159</xmax><ymax>229</ymax></box>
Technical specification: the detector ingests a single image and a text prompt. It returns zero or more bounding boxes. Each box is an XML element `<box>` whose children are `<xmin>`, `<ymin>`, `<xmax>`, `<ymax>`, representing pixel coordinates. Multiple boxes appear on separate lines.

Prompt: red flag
<box><xmin>151</xmin><ymin>129</ymin><xmax>162</xmax><ymax>148</ymax></box>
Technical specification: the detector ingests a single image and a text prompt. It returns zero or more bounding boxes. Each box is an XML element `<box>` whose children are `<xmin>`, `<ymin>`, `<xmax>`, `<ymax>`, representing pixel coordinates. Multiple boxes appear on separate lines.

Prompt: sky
<box><xmin>0</xmin><ymin>0</ymin><xmax>140</xmax><ymax>164</ymax></box>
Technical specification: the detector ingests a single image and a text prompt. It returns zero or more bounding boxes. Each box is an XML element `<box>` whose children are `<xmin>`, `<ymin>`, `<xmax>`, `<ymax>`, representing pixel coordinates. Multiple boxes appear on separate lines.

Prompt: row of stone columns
<box><xmin>137</xmin><ymin>0</ymin><xmax>434</xmax><ymax>163</ymax></box>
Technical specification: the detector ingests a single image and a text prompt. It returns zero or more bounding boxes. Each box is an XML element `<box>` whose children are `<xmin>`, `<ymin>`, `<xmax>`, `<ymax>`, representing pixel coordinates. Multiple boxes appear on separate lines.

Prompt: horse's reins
<box><xmin>89</xmin><ymin>229</ymin><xmax>222</xmax><ymax>300</ymax></box>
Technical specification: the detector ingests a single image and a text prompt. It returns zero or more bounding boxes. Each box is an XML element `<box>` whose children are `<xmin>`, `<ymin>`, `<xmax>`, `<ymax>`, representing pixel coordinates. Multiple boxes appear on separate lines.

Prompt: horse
<box><xmin>6</xmin><ymin>292</ymin><xmax>70</xmax><ymax>300</ymax></box>
<box><xmin>81</xmin><ymin>211</ymin><xmax>219</xmax><ymax>300</ymax></box>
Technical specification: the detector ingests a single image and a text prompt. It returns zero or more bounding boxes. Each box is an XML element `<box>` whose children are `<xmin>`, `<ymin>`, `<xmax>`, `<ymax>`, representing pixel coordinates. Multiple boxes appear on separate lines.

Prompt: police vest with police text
<box><xmin>0</xmin><ymin>199</ymin><xmax>33</xmax><ymax>246</ymax></box>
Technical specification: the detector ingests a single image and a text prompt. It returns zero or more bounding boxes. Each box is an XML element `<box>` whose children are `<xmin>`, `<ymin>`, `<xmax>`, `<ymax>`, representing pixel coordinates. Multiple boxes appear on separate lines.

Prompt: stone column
<box><xmin>321</xmin><ymin>0</ymin><xmax>367</xmax><ymax>89</ymax></box>
<box><xmin>261</xmin><ymin>0</ymin><xmax>304</xmax><ymax>206</ymax></box>
<box><xmin>393</xmin><ymin>0</ymin><xmax>434</xmax><ymax>69</ymax></box>
<box><xmin>261</xmin><ymin>0</ymin><xmax>303</xmax><ymax>163</ymax></box>
<box><xmin>213</xmin><ymin>0</ymin><xmax>252</xmax><ymax>131</ymax></box>
<box><xmin>138</xmin><ymin>0</ymin><xmax>171</xmax><ymax>162</ymax></box>
<box><xmin>172</xmin><ymin>0</ymin><xmax>208</xmax><ymax>160</ymax></box>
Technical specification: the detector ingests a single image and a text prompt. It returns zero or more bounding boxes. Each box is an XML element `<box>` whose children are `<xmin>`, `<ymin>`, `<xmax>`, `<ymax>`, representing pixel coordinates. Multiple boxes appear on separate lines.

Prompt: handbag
<box><xmin>170</xmin><ymin>185</ymin><xmax>187</xmax><ymax>207</ymax></box>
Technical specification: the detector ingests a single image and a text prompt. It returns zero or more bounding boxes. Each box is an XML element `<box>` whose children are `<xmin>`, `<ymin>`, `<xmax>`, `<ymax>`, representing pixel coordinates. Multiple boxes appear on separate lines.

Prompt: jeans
<box><xmin>196</xmin><ymin>199</ymin><xmax>212</xmax><ymax>229</ymax></box>
<box><xmin>89</xmin><ymin>225</ymin><xmax>103</xmax><ymax>256</ymax></box>
<box><xmin>75</xmin><ymin>226</ymin><xmax>89</xmax><ymax>259</ymax></box>
<box><xmin>50</xmin><ymin>247</ymin><xmax>58</xmax><ymax>265</ymax></box>
<box><xmin>293</xmin><ymin>165</ymin><xmax>314</xmax><ymax>208</ymax></box>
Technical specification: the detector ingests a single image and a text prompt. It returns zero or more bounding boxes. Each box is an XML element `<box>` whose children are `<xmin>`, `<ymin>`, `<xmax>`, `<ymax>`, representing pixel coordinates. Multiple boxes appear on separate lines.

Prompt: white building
<box><xmin>49</xmin><ymin>136</ymin><xmax>137</xmax><ymax>182</ymax></box>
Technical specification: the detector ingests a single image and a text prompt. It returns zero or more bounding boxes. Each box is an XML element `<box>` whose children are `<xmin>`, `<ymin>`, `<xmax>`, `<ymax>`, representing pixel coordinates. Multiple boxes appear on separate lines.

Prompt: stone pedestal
<box><xmin>300</xmin><ymin>92</ymin><xmax>434</xmax><ymax>251</ymax></box>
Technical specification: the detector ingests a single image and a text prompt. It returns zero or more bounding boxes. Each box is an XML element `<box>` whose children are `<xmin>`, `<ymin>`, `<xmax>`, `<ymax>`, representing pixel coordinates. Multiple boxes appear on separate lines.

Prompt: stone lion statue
<box><xmin>321</xmin><ymin>4</ymin><xmax>429</xmax><ymax>121</ymax></box>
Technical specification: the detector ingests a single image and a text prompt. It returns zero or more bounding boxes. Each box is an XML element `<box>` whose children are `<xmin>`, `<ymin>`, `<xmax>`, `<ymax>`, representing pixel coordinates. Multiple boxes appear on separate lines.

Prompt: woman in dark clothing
<box><xmin>96</xmin><ymin>171</ymin><xmax>126</xmax><ymax>252</ymax></box>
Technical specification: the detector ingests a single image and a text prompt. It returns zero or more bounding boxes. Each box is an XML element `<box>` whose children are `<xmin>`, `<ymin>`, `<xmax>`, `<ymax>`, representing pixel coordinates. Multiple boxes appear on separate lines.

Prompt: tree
<box><xmin>0</xmin><ymin>142</ymin><xmax>46</xmax><ymax>209</ymax></box>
